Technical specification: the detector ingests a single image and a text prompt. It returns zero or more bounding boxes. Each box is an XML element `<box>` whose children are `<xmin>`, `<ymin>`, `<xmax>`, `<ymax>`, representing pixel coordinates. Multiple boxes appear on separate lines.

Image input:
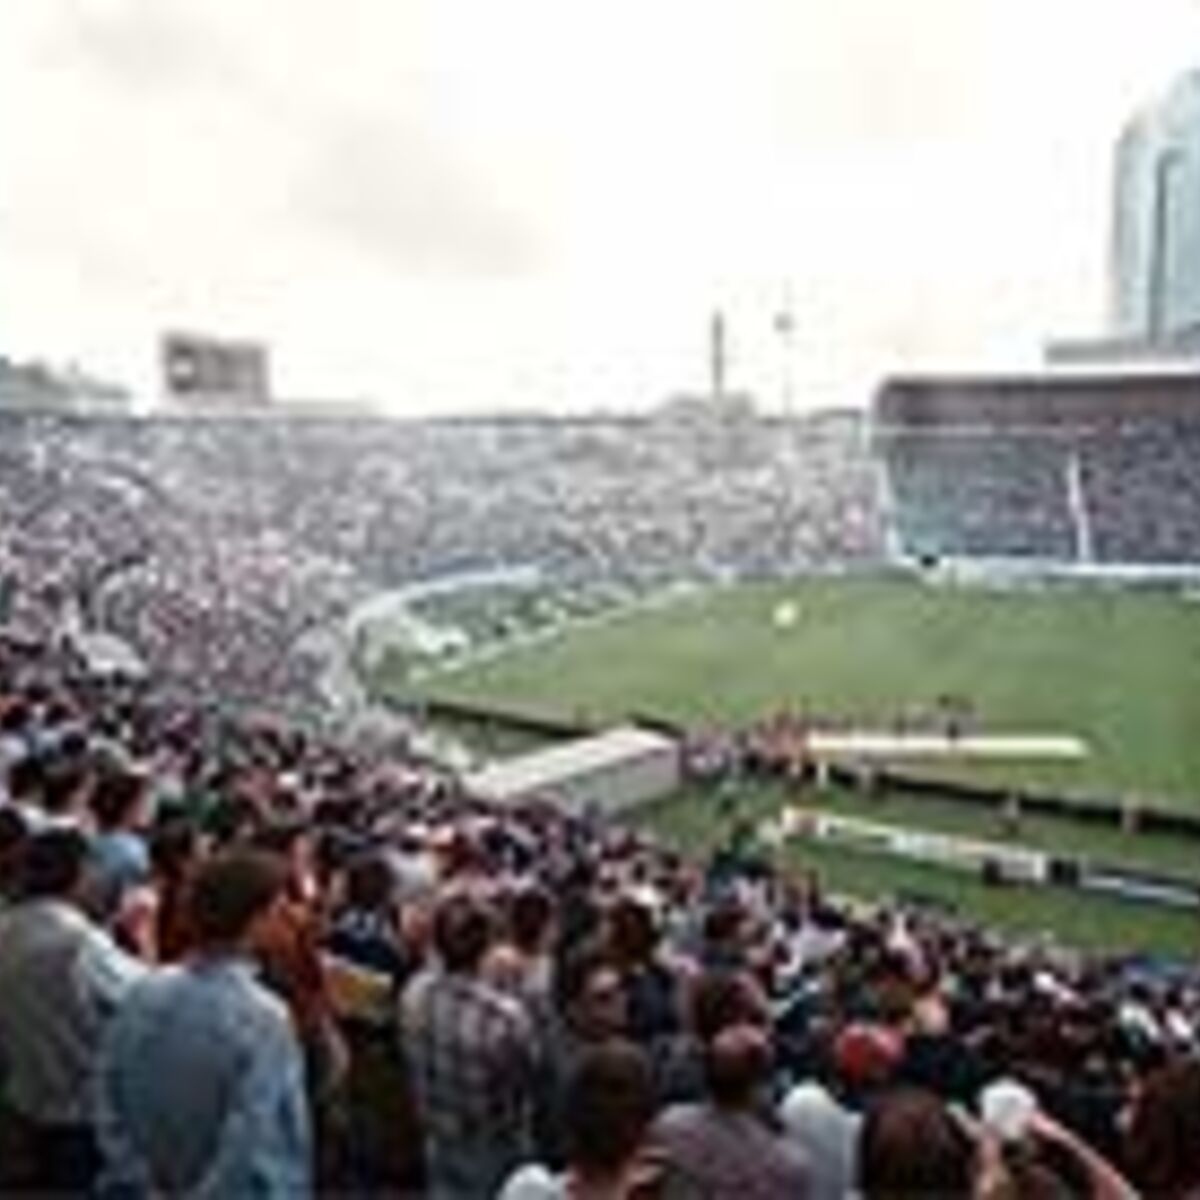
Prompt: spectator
<box><xmin>5</xmin><ymin>752</ymin><xmax>46</xmax><ymax>831</ymax></box>
<box><xmin>326</xmin><ymin>849</ymin><xmax>412</xmax><ymax>994</ymax></box>
<box><xmin>857</xmin><ymin>1088</ymin><xmax>977</xmax><ymax>1200</ymax></box>
<box><xmin>324</xmin><ymin>850</ymin><xmax>425</xmax><ymax>1192</ymax></box>
<box><xmin>653</xmin><ymin>1022</ymin><xmax>809</xmax><ymax>1199</ymax></box>
<box><xmin>833</xmin><ymin>1022</ymin><xmax>905</xmax><ymax>1108</ymax></box>
<box><xmin>537</xmin><ymin>941</ymin><xmax>633</xmax><ymax>1163</ymax></box>
<box><xmin>250</xmin><ymin>819</ymin><xmax>346</xmax><ymax>1101</ymax></box>
<box><xmin>557</xmin><ymin>941</ymin><xmax>631</xmax><ymax>1048</ymax></box>
<box><xmin>608</xmin><ymin>892</ymin><xmax>684</xmax><ymax>1047</ymax></box>
<box><xmin>780</xmin><ymin>1081</ymin><xmax>862</xmax><ymax>1200</ymax></box>
<box><xmin>95</xmin><ymin>849</ymin><xmax>312</xmax><ymax>1198</ymax></box>
<box><xmin>1123</xmin><ymin>1058</ymin><xmax>1200</xmax><ymax>1200</ymax></box>
<box><xmin>485</xmin><ymin>882</ymin><xmax>557</xmax><ymax>1026</ymax></box>
<box><xmin>402</xmin><ymin>889</ymin><xmax>538</xmax><ymax>1198</ymax></box>
<box><xmin>147</xmin><ymin>815</ymin><xmax>200</xmax><ymax>961</ymax></box>
<box><xmin>41</xmin><ymin>754</ymin><xmax>92</xmax><ymax>826</ymax></box>
<box><xmin>500</xmin><ymin>1040</ymin><xmax>663</xmax><ymax>1200</ymax></box>
<box><xmin>0</xmin><ymin>700</ymin><xmax>33</xmax><ymax>780</ymax></box>
<box><xmin>700</xmin><ymin>895</ymin><xmax>751</xmax><ymax>975</ymax></box>
<box><xmin>0</xmin><ymin>827</ymin><xmax>145</xmax><ymax>1194</ymax></box>
<box><xmin>0</xmin><ymin>803</ymin><xmax>29</xmax><ymax>905</ymax></box>
<box><xmin>88</xmin><ymin>767</ymin><xmax>152</xmax><ymax>919</ymax></box>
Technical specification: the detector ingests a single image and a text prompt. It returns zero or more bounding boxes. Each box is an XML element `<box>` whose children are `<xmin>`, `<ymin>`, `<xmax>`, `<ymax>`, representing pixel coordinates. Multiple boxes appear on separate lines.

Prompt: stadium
<box><xmin>399</xmin><ymin>370</ymin><xmax>1200</xmax><ymax>960</ymax></box>
<box><xmin>2</xmin><ymin>360</ymin><xmax>1200</xmax><ymax>960</ymax></box>
<box><xmin>5</xmin><ymin>10</ymin><xmax>1200</xmax><ymax>1194</ymax></box>
<box><xmin>2</xmin><ymin>375</ymin><xmax>1200</xmax><ymax>1195</ymax></box>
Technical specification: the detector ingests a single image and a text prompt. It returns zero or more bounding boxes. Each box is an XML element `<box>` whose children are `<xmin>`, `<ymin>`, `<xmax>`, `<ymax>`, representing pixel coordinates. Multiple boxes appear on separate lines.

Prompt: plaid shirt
<box><xmin>402</xmin><ymin>968</ymin><xmax>536</xmax><ymax>1196</ymax></box>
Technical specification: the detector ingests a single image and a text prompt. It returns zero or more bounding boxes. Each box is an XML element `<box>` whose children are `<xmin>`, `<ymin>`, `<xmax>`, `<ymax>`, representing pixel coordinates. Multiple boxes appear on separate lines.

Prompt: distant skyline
<box><xmin>4</xmin><ymin>0</ymin><xmax>1200</xmax><ymax>414</ymax></box>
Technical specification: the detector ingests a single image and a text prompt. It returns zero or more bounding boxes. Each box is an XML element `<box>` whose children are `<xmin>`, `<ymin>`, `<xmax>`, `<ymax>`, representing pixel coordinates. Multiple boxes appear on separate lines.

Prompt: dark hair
<box><xmin>557</xmin><ymin>940</ymin><xmax>617</xmax><ymax>1011</ymax></box>
<box><xmin>1124</xmin><ymin>1059</ymin><xmax>1200</xmax><ymax>1198</ymax></box>
<box><xmin>705</xmin><ymin>1023</ymin><xmax>773</xmax><ymax>1108</ymax></box>
<box><xmin>432</xmin><ymin>892</ymin><xmax>493</xmax><ymax>973</ymax></box>
<box><xmin>608</xmin><ymin>895</ymin><xmax>659</xmax><ymax>964</ymax></box>
<box><xmin>344</xmin><ymin>852</ymin><xmax>395</xmax><ymax>913</ymax></box>
<box><xmin>510</xmin><ymin>884</ymin><xmax>554</xmax><ymax>954</ymax></box>
<box><xmin>0</xmin><ymin>807</ymin><xmax>30</xmax><ymax>894</ymax></box>
<box><xmin>186</xmin><ymin>850</ymin><xmax>288</xmax><ymax>948</ymax></box>
<box><xmin>21</xmin><ymin>828</ymin><xmax>91</xmax><ymax>899</ymax></box>
<box><xmin>42</xmin><ymin>760</ymin><xmax>89</xmax><ymax>817</ymax></box>
<box><xmin>1001</xmin><ymin>1143</ymin><xmax>1078</xmax><ymax>1200</ymax></box>
<box><xmin>205</xmin><ymin>796</ymin><xmax>261</xmax><ymax>847</ymax></box>
<box><xmin>565</xmin><ymin>1041</ymin><xmax>655</xmax><ymax>1176</ymax></box>
<box><xmin>0</xmin><ymin>806</ymin><xmax>29</xmax><ymax>854</ymax></box>
<box><xmin>89</xmin><ymin>769</ymin><xmax>147</xmax><ymax>832</ymax></box>
<box><xmin>7</xmin><ymin>755</ymin><xmax>44</xmax><ymax>803</ymax></box>
<box><xmin>703</xmin><ymin>898</ymin><xmax>746</xmax><ymax>947</ymax></box>
<box><xmin>859</xmin><ymin>1089</ymin><xmax>975</xmax><ymax>1200</ymax></box>
<box><xmin>1</xmin><ymin>701</ymin><xmax>31</xmax><ymax>733</ymax></box>
<box><xmin>251</xmin><ymin>818</ymin><xmax>311</xmax><ymax>856</ymax></box>
<box><xmin>149</xmin><ymin>817</ymin><xmax>199</xmax><ymax>881</ymax></box>
<box><xmin>689</xmin><ymin>970</ymin><xmax>768</xmax><ymax>1043</ymax></box>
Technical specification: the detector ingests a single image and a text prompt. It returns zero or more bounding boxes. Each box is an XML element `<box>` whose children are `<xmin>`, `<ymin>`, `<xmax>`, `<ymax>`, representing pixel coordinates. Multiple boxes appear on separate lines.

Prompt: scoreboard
<box><xmin>161</xmin><ymin>332</ymin><xmax>271</xmax><ymax>406</ymax></box>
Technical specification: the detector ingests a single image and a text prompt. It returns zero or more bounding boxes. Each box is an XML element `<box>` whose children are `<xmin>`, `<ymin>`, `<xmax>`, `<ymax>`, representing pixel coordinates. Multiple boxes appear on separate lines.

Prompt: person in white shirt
<box><xmin>0</xmin><ymin>827</ymin><xmax>145</xmax><ymax>1194</ymax></box>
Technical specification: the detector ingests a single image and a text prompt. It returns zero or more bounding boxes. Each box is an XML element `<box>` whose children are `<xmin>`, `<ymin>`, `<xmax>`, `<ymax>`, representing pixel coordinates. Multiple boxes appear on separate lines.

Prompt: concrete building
<box><xmin>466</xmin><ymin>725</ymin><xmax>680</xmax><ymax>816</ymax></box>
<box><xmin>1111</xmin><ymin>70</ymin><xmax>1200</xmax><ymax>346</ymax></box>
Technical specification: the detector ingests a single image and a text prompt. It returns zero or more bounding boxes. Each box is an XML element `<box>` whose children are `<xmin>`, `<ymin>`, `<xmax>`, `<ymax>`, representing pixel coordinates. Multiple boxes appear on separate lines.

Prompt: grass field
<box><xmin>396</xmin><ymin>575</ymin><xmax>1200</xmax><ymax>955</ymax></box>
<box><xmin>419</xmin><ymin>576</ymin><xmax>1200</xmax><ymax>806</ymax></box>
<box><xmin>638</xmin><ymin>782</ymin><xmax>1200</xmax><ymax>959</ymax></box>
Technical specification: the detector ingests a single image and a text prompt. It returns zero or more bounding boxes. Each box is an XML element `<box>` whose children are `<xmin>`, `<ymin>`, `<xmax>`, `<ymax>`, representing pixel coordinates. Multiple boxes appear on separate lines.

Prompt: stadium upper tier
<box><xmin>0</xmin><ymin>409</ymin><xmax>879</xmax><ymax>707</ymax></box>
<box><xmin>875</xmin><ymin>371</ymin><xmax>1200</xmax><ymax>566</ymax></box>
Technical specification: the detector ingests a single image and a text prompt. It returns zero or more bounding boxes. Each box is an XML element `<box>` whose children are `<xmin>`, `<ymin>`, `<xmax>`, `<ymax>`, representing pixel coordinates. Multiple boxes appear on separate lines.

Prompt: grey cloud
<box><xmin>294</xmin><ymin>110</ymin><xmax>543</xmax><ymax>278</ymax></box>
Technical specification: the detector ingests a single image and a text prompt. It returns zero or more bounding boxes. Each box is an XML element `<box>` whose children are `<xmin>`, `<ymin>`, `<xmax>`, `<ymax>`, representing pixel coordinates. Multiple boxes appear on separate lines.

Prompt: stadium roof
<box><xmin>874</xmin><ymin>365</ymin><xmax>1200</xmax><ymax>428</ymax></box>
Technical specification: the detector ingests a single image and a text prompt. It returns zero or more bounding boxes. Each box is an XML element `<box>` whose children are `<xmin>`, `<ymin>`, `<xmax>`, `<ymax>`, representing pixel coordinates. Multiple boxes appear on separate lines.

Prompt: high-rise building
<box><xmin>1111</xmin><ymin>70</ymin><xmax>1200</xmax><ymax>346</ymax></box>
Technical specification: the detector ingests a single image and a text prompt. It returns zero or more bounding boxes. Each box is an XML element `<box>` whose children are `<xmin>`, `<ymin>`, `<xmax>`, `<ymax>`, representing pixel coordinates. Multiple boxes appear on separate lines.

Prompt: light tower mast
<box><xmin>710</xmin><ymin>309</ymin><xmax>727</xmax><ymax>402</ymax></box>
<box><xmin>774</xmin><ymin>287</ymin><xmax>796</xmax><ymax>419</ymax></box>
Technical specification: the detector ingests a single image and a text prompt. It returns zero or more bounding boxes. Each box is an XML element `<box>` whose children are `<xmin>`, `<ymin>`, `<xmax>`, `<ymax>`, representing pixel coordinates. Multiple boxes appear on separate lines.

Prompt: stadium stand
<box><xmin>0</xmin><ymin>410</ymin><xmax>880</xmax><ymax>713</ymax></box>
<box><xmin>1081</xmin><ymin>416</ymin><xmax>1200</xmax><ymax>563</ymax></box>
<box><xmin>877</xmin><ymin>371</ymin><xmax>1200</xmax><ymax>567</ymax></box>
<box><xmin>0</xmin><ymin>408</ymin><xmax>1197</xmax><ymax>1199</ymax></box>
<box><xmin>883</xmin><ymin>431</ymin><xmax>1076</xmax><ymax>559</ymax></box>
<box><xmin>0</xmin><ymin>619</ymin><xmax>1197</xmax><ymax>1196</ymax></box>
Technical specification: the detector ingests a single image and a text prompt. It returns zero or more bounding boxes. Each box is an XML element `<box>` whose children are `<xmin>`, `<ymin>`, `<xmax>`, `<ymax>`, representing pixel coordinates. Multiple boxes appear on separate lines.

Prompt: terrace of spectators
<box><xmin>0</xmin><ymin>612</ymin><xmax>1196</xmax><ymax>1198</ymax></box>
<box><xmin>875</xmin><ymin>369</ymin><xmax>1200</xmax><ymax>567</ymax></box>
<box><xmin>0</xmin><ymin>407</ymin><xmax>880</xmax><ymax>715</ymax></box>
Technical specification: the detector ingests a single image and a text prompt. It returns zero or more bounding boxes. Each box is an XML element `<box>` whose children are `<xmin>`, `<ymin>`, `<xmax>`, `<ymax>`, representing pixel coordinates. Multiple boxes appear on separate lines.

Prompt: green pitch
<box><xmin>400</xmin><ymin>575</ymin><xmax>1200</xmax><ymax>955</ymax></box>
<box><xmin>419</xmin><ymin>575</ymin><xmax>1200</xmax><ymax>807</ymax></box>
<box><xmin>639</xmin><ymin>783</ymin><xmax>1199</xmax><ymax>959</ymax></box>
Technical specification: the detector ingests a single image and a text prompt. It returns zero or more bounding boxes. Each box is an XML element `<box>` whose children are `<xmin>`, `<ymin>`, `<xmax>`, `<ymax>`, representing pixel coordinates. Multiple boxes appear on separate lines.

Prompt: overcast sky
<box><xmin>3</xmin><ymin>0</ymin><xmax>1200</xmax><ymax>414</ymax></box>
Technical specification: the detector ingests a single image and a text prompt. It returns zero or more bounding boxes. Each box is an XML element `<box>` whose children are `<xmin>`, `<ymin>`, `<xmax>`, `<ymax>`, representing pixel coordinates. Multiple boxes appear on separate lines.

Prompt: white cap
<box><xmin>980</xmin><ymin>1079</ymin><xmax>1037</xmax><ymax>1142</ymax></box>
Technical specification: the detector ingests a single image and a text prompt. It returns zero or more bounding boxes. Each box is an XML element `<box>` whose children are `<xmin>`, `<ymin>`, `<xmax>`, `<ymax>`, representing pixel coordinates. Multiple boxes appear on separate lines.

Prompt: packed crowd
<box><xmin>1</xmin><ymin>630</ymin><xmax>1198</xmax><ymax>1199</ymax></box>
<box><xmin>1079</xmin><ymin>419</ymin><xmax>1200</xmax><ymax>564</ymax></box>
<box><xmin>883</xmin><ymin>434</ymin><xmax>1078</xmax><ymax>562</ymax></box>
<box><xmin>0</xmin><ymin>410</ymin><xmax>880</xmax><ymax>713</ymax></box>
<box><xmin>881</xmin><ymin>418</ymin><xmax>1200</xmax><ymax>567</ymax></box>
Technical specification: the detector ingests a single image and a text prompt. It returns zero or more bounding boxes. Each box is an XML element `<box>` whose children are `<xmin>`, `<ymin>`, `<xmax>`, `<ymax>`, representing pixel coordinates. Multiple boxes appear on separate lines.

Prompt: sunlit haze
<box><xmin>4</xmin><ymin>0</ymin><xmax>1200</xmax><ymax>413</ymax></box>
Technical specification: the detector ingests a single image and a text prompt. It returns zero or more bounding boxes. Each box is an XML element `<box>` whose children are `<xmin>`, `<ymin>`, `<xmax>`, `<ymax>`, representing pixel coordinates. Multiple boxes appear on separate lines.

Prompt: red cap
<box><xmin>833</xmin><ymin>1022</ymin><xmax>903</xmax><ymax>1088</ymax></box>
